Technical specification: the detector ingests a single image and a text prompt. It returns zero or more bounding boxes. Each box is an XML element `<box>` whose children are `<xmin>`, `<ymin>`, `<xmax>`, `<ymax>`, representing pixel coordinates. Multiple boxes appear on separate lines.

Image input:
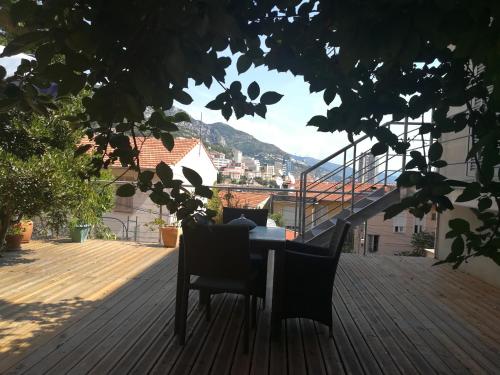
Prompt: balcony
<box><xmin>1</xmin><ymin>240</ymin><xmax>499</xmax><ymax>374</ymax></box>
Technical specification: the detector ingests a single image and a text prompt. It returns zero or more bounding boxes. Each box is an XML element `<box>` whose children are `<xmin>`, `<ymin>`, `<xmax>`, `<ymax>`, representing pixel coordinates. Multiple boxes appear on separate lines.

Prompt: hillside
<box><xmin>168</xmin><ymin>107</ymin><xmax>351</xmax><ymax>179</ymax></box>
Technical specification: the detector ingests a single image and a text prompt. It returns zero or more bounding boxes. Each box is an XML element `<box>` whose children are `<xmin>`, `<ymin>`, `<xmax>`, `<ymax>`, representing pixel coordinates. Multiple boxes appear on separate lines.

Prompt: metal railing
<box><xmin>295</xmin><ymin>116</ymin><xmax>434</xmax><ymax>238</ymax></box>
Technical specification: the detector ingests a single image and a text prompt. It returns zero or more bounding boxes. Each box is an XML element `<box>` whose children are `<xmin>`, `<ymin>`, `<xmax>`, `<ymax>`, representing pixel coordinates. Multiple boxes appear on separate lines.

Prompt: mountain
<box><xmin>166</xmin><ymin>107</ymin><xmax>351</xmax><ymax>180</ymax></box>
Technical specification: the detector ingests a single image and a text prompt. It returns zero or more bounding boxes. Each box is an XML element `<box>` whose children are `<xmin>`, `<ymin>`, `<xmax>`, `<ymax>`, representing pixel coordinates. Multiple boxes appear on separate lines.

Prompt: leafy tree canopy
<box><xmin>0</xmin><ymin>0</ymin><xmax>499</xmax><ymax>267</ymax></box>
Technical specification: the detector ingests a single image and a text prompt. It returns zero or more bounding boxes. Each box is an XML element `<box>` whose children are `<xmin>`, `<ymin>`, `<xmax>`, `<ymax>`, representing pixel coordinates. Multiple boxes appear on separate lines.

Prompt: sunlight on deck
<box><xmin>0</xmin><ymin>240</ymin><xmax>173</xmax><ymax>359</ymax></box>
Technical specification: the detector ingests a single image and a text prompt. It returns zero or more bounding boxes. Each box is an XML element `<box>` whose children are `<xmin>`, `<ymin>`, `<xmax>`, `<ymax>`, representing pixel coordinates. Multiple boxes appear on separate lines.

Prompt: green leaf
<box><xmin>428</xmin><ymin>142</ymin><xmax>443</xmax><ymax>162</ymax></box>
<box><xmin>323</xmin><ymin>88</ymin><xmax>336</xmax><ymax>105</ymax></box>
<box><xmin>74</xmin><ymin>144</ymin><xmax>92</xmax><ymax>157</ymax></box>
<box><xmin>307</xmin><ymin>115</ymin><xmax>328</xmax><ymax>129</ymax></box>
<box><xmin>195</xmin><ymin>185</ymin><xmax>213</xmax><ymax>198</ymax></box>
<box><xmin>221</xmin><ymin>105</ymin><xmax>232</xmax><ymax>120</ymax></box>
<box><xmin>260</xmin><ymin>91</ymin><xmax>283</xmax><ymax>105</ymax></box>
<box><xmin>451</xmin><ymin>236</ymin><xmax>465</xmax><ymax>256</ymax></box>
<box><xmin>174</xmin><ymin>90</ymin><xmax>193</xmax><ymax>105</ymax></box>
<box><xmin>149</xmin><ymin>190</ymin><xmax>170</xmax><ymax>205</ymax></box>
<box><xmin>160</xmin><ymin>133</ymin><xmax>174</xmax><ymax>151</ymax></box>
<box><xmin>2</xmin><ymin>31</ymin><xmax>49</xmax><ymax>56</ymax></box>
<box><xmin>254</xmin><ymin>103</ymin><xmax>266</xmax><ymax>118</ymax></box>
<box><xmin>182</xmin><ymin>166</ymin><xmax>203</xmax><ymax>187</ymax></box>
<box><xmin>139</xmin><ymin>170</ymin><xmax>154</xmax><ymax>183</ymax></box>
<box><xmin>384</xmin><ymin>202</ymin><xmax>406</xmax><ymax>220</ymax></box>
<box><xmin>0</xmin><ymin>66</ymin><xmax>6</xmax><ymax>80</ymax></box>
<box><xmin>206</xmin><ymin>99</ymin><xmax>224</xmax><ymax>110</ymax></box>
<box><xmin>173</xmin><ymin>111</ymin><xmax>190</xmax><ymax>123</ymax></box>
<box><xmin>156</xmin><ymin>162</ymin><xmax>173</xmax><ymax>184</ymax></box>
<box><xmin>116</xmin><ymin>183</ymin><xmax>136</xmax><ymax>197</ymax></box>
<box><xmin>449</xmin><ymin>218</ymin><xmax>470</xmax><ymax>233</ymax></box>
<box><xmin>456</xmin><ymin>187</ymin><xmax>480</xmax><ymax>202</ymax></box>
<box><xmin>371</xmin><ymin>142</ymin><xmax>388</xmax><ymax>156</ymax></box>
<box><xmin>478</xmin><ymin>197</ymin><xmax>492</xmax><ymax>211</ymax></box>
<box><xmin>230</xmin><ymin>81</ymin><xmax>242</xmax><ymax>93</ymax></box>
<box><xmin>236</xmin><ymin>54</ymin><xmax>252</xmax><ymax>74</ymax></box>
<box><xmin>431</xmin><ymin>160</ymin><xmax>447</xmax><ymax>168</ymax></box>
<box><xmin>247</xmin><ymin>81</ymin><xmax>260</xmax><ymax>100</ymax></box>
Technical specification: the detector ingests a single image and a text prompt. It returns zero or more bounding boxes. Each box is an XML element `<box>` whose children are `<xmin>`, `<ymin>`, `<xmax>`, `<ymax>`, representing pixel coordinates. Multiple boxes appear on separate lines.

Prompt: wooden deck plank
<box><xmin>1</xmin><ymin>242</ymin><xmax>500</xmax><ymax>375</ymax></box>
<box><xmin>336</xmin><ymin>262</ymin><xmax>433</xmax><ymax>375</ymax></box>
<box><xmin>373</xmin><ymin>256</ymin><xmax>500</xmax><ymax>373</ymax></box>
<box><xmin>357</xmin><ymin>255</ymin><xmax>487</xmax><ymax>374</ymax></box>
<box><xmin>341</xmin><ymin>255</ymin><xmax>455</xmax><ymax>374</ymax></box>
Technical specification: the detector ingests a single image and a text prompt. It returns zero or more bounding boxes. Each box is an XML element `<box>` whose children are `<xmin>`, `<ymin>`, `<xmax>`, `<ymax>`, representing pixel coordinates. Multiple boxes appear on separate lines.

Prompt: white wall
<box><xmin>172</xmin><ymin>143</ymin><xmax>218</xmax><ymax>186</ymax></box>
<box><xmin>436</xmin><ymin>206</ymin><xmax>500</xmax><ymax>288</ymax></box>
<box><xmin>436</xmin><ymin>105</ymin><xmax>500</xmax><ymax>287</ymax></box>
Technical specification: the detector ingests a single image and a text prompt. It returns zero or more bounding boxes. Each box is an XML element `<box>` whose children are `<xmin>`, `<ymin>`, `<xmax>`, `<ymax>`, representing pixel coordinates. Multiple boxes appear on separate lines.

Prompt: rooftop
<box><xmin>1</xmin><ymin>240</ymin><xmax>499</xmax><ymax>374</ymax></box>
<box><xmin>81</xmin><ymin>137</ymin><xmax>203</xmax><ymax>169</ymax></box>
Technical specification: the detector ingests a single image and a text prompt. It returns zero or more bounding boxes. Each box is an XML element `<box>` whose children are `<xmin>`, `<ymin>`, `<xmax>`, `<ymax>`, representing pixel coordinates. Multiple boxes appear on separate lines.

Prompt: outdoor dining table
<box><xmin>174</xmin><ymin>226</ymin><xmax>287</xmax><ymax>338</ymax></box>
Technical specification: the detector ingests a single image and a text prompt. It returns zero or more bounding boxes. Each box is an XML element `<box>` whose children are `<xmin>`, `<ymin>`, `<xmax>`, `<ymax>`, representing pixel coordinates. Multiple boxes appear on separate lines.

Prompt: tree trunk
<box><xmin>0</xmin><ymin>210</ymin><xmax>13</xmax><ymax>254</ymax></box>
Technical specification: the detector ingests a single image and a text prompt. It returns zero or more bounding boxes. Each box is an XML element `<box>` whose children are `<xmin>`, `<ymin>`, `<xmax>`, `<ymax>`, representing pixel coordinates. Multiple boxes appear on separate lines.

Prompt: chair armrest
<box><xmin>285</xmin><ymin>240</ymin><xmax>329</xmax><ymax>256</ymax></box>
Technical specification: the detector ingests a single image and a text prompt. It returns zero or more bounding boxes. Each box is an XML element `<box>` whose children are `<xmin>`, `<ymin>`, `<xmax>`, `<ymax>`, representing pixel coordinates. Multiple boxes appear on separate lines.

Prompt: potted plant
<box><xmin>68</xmin><ymin>176</ymin><xmax>115</xmax><ymax>243</ymax></box>
<box><xmin>20</xmin><ymin>219</ymin><xmax>33</xmax><ymax>243</ymax></box>
<box><xmin>5</xmin><ymin>224</ymin><xmax>24</xmax><ymax>251</ymax></box>
<box><xmin>145</xmin><ymin>218</ymin><xmax>180</xmax><ymax>247</ymax></box>
<box><xmin>68</xmin><ymin>218</ymin><xmax>92</xmax><ymax>243</ymax></box>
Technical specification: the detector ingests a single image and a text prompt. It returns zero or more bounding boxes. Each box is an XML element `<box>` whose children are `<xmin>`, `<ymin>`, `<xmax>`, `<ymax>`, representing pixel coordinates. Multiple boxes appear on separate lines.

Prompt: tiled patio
<box><xmin>0</xmin><ymin>240</ymin><xmax>499</xmax><ymax>374</ymax></box>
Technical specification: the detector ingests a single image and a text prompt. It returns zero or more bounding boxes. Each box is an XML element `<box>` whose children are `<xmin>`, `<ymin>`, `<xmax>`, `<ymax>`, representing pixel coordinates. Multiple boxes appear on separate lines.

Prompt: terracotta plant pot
<box><xmin>20</xmin><ymin>220</ymin><xmax>33</xmax><ymax>243</ymax></box>
<box><xmin>70</xmin><ymin>224</ymin><xmax>91</xmax><ymax>243</ymax></box>
<box><xmin>160</xmin><ymin>227</ymin><xmax>179</xmax><ymax>248</ymax></box>
<box><xmin>5</xmin><ymin>234</ymin><xmax>23</xmax><ymax>251</ymax></box>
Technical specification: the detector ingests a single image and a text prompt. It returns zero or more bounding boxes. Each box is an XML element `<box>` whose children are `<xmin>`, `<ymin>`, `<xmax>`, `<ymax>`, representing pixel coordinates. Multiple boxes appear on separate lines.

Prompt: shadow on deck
<box><xmin>0</xmin><ymin>240</ymin><xmax>499</xmax><ymax>374</ymax></box>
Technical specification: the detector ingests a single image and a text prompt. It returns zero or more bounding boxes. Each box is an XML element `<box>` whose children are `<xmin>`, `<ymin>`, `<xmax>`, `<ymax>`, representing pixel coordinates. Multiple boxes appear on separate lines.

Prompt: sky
<box><xmin>175</xmin><ymin>54</ymin><xmax>350</xmax><ymax>160</ymax></box>
<box><xmin>0</xmin><ymin>46</ymin><xmax>350</xmax><ymax>161</ymax></box>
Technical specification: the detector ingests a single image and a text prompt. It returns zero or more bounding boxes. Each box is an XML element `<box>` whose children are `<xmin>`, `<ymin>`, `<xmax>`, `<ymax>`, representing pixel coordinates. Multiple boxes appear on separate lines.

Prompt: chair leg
<box><xmin>251</xmin><ymin>295</ymin><xmax>257</xmax><ymax>328</ymax></box>
<box><xmin>199</xmin><ymin>289</ymin><xmax>210</xmax><ymax>306</ymax></box>
<box><xmin>244</xmin><ymin>294</ymin><xmax>250</xmax><ymax>353</ymax></box>
<box><xmin>205</xmin><ymin>293</ymin><xmax>211</xmax><ymax>322</ymax></box>
<box><xmin>179</xmin><ymin>281</ymin><xmax>190</xmax><ymax>345</ymax></box>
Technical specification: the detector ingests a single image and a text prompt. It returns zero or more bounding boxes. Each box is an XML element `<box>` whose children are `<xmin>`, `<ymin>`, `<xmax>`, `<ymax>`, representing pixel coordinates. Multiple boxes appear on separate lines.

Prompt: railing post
<box><xmin>363</xmin><ymin>220</ymin><xmax>368</xmax><ymax>256</ymax></box>
<box><xmin>350</xmin><ymin>144</ymin><xmax>357</xmax><ymax>214</ymax></box>
<box><xmin>401</xmin><ymin>116</ymin><xmax>409</xmax><ymax>171</ymax></box>
<box><xmin>126</xmin><ymin>216</ymin><xmax>130</xmax><ymax>241</ymax></box>
<box><xmin>293</xmin><ymin>189</ymin><xmax>298</xmax><ymax>237</ymax></box>
<box><xmin>134</xmin><ymin>216</ymin><xmax>138</xmax><ymax>242</ymax></box>
<box><xmin>384</xmin><ymin>123</ymin><xmax>390</xmax><ymax>186</ymax></box>
<box><xmin>301</xmin><ymin>172</ymin><xmax>307</xmax><ymax>239</ymax></box>
<box><xmin>159</xmin><ymin>205</ymin><xmax>163</xmax><ymax>244</ymax></box>
<box><xmin>341</xmin><ymin>151</ymin><xmax>346</xmax><ymax>208</ymax></box>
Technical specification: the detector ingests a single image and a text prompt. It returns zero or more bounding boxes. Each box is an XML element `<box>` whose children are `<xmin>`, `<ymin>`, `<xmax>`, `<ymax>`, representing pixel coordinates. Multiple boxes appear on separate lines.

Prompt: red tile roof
<box><xmin>81</xmin><ymin>136</ymin><xmax>205</xmax><ymax>169</ymax></box>
<box><xmin>218</xmin><ymin>190</ymin><xmax>270</xmax><ymax>209</ymax></box>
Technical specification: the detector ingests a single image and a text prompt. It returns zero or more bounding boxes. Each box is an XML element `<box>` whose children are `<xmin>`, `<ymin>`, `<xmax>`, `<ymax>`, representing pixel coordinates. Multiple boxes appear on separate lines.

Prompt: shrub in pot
<box><xmin>68</xmin><ymin>172</ymin><xmax>115</xmax><ymax>243</ymax></box>
<box><xmin>145</xmin><ymin>218</ymin><xmax>180</xmax><ymax>248</ymax></box>
<box><xmin>5</xmin><ymin>224</ymin><xmax>24</xmax><ymax>251</ymax></box>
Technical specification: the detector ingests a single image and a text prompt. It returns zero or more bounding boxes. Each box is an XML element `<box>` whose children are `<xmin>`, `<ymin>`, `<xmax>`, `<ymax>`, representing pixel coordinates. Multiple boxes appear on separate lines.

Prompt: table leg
<box><xmin>174</xmin><ymin>237</ymin><xmax>184</xmax><ymax>335</ymax></box>
<box><xmin>271</xmin><ymin>248</ymin><xmax>284</xmax><ymax>340</ymax></box>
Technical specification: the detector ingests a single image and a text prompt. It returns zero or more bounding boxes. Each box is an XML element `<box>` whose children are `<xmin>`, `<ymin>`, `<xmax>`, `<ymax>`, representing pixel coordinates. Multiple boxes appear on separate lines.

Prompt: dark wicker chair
<box><xmin>278</xmin><ymin>219</ymin><xmax>351</xmax><ymax>336</ymax></box>
<box><xmin>177</xmin><ymin>223</ymin><xmax>258</xmax><ymax>352</ymax></box>
<box><xmin>223</xmin><ymin>207</ymin><xmax>269</xmax><ymax>304</ymax></box>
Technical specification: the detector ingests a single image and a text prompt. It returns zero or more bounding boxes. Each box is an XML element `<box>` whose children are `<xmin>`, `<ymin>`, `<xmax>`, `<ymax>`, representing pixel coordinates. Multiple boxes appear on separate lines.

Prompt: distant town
<box><xmin>208</xmin><ymin>146</ymin><xmax>295</xmax><ymax>188</ymax></box>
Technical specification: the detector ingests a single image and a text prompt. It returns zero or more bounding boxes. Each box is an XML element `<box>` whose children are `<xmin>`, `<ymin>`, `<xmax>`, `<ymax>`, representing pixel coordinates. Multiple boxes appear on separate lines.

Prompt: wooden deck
<box><xmin>0</xmin><ymin>240</ymin><xmax>499</xmax><ymax>374</ymax></box>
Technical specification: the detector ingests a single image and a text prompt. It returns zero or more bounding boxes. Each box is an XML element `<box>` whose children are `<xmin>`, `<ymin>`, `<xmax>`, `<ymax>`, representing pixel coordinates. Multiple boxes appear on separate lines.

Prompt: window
<box><xmin>367</xmin><ymin>234</ymin><xmax>379</xmax><ymax>253</ymax></box>
<box><xmin>393</xmin><ymin>212</ymin><xmax>406</xmax><ymax>233</ymax></box>
<box><xmin>414</xmin><ymin>217</ymin><xmax>425</xmax><ymax>233</ymax></box>
<box><xmin>431</xmin><ymin>212</ymin><xmax>437</xmax><ymax>221</ymax></box>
